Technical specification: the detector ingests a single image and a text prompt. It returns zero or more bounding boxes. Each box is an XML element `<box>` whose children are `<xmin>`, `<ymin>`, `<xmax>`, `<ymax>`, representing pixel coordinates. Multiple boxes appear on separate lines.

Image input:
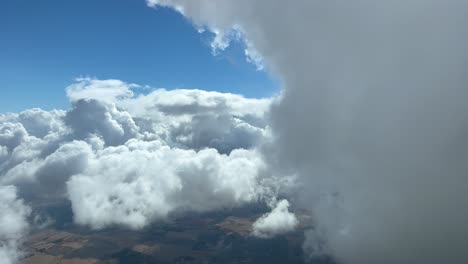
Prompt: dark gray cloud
<box><xmin>149</xmin><ymin>1</ymin><xmax>468</xmax><ymax>263</ymax></box>
<box><xmin>65</xmin><ymin>99</ymin><xmax>141</xmax><ymax>146</ymax></box>
<box><xmin>0</xmin><ymin>109</ymin><xmax>66</xmax><ymax>139</ymax></box>
<box><xmin>66</xmin><ymin>78</ymin><xmax>270</xmax><ymax>153</ymax></box>
<box><xmin>0</xmin><ymin>123</ymin><xmax>28</xmax><ymax>152</ymax></box>
<box><xmin>168</xmin><ymin>114</ymin><xmax>264</xmax><ymax>154</ymax></box>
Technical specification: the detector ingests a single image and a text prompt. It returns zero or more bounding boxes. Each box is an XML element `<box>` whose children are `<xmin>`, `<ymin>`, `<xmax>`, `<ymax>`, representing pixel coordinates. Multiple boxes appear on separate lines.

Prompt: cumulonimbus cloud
<box><xmin>148</xmin><ymin>1</ymin><xmax>468</xmax><ymax>263</ymax></box>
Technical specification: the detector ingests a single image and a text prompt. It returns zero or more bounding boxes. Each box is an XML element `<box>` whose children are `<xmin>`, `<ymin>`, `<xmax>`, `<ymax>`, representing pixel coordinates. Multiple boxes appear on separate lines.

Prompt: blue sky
<box><xmin>0</xmin><ymin>0</ymin><xmax>277</xmax><ymax>113</ymax></box>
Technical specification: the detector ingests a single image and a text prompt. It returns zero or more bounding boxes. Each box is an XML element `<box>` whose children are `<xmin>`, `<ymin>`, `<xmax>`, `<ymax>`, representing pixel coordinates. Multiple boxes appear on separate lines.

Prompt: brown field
<box><xmin>21</xmin><ymin>208</ymin><xmax>312</xmax><ymax>264</ymax></box>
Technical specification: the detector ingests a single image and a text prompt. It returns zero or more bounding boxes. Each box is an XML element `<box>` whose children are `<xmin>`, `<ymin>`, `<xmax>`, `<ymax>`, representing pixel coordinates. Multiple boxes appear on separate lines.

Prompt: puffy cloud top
<box><xmin>68</xmin><ymin>141</ymin><xmax>264</xmax><ymax>229</ymax></box>
<box><xmin>252</xmin><ymin>199</ymin><xmax>298</xmax><ymax>238</ymax></box>
<box><xmin>66</xmin><ymin>78</ymin><xmax>136</xmax><ymax>103</ymax></box>
<box><xmin>0</xmin><ymin>79</ymin><xmax>277</xmax><ymax>263</ymax></box>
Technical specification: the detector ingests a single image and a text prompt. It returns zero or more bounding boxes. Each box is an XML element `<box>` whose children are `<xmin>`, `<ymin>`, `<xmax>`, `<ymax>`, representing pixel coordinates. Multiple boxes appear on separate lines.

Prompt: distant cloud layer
<box><xmin>148</xmin><ymin>1</ymin><xmax>468</xmax><ymax>263</ymax></box>
<box><xmin>67</xmin><ymin>78</ymin><xmax>271</xmax><ymax>153</ymax></box>
<box><xmin>0</xmin><ymin>78</ymin><xmax>283</xmax><ymax>262</ymax></box>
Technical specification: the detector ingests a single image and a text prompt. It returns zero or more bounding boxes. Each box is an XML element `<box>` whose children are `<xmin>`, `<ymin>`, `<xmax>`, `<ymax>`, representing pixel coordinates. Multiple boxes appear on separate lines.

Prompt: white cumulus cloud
<box><xmin>67</xmin><ymin>140</ymin><xmax>265</xmax><ymax>229</ymax></box>
<box><xmin>0</xmin><ymin>78</ymin><xmax>277</xmax><ymax>240</ymax></box>
<box><xmin>0</xmin><ymin>185</ymin><xmax>31</xmax><ymax>264</ymax></box>
<box><xmin>252</xmin><ymin>199</ymin><xmax>298</xmax><ymax>239</ymax></box>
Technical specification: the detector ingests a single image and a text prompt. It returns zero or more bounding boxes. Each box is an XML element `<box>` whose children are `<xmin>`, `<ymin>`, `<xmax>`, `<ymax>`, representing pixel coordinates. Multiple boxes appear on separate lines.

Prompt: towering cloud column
<box><xmin>148</xmin><ymin>1</ymin><xmax>468</xmax><ymax>263</ymax></box>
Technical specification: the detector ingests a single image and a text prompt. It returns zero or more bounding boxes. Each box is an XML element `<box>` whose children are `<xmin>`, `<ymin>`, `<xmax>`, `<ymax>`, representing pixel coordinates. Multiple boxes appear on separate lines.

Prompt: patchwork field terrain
<box><xmin>21</xmin><ymin>207</ymin><xmax>326</xmax><ymax>264</ymax></box>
